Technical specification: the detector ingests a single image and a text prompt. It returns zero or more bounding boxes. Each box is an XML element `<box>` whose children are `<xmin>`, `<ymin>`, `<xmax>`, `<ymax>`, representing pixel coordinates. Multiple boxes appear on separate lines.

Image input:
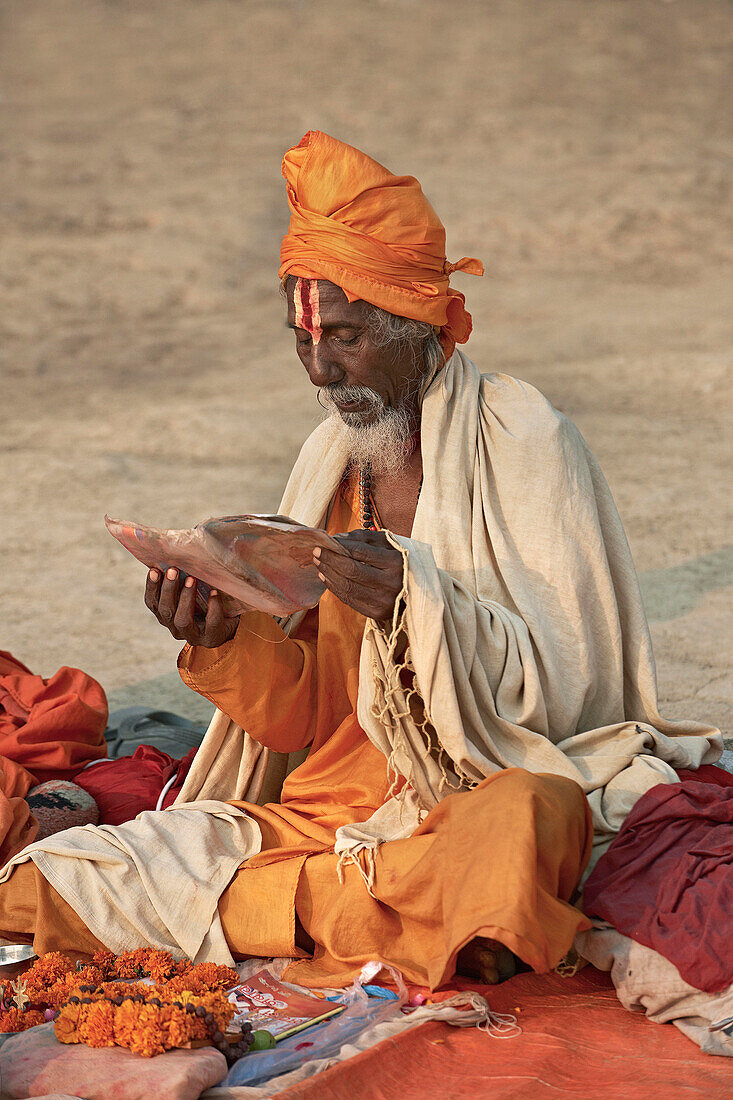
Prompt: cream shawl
<box><xmin>5</xmin><ymin>352</ymin><xmax>717</xmax><ymax>951</ymax></box>
<box><xmin>185</xmin><ymin>350</ymin><xmax>720</xmax><ymax>867</ymax></box>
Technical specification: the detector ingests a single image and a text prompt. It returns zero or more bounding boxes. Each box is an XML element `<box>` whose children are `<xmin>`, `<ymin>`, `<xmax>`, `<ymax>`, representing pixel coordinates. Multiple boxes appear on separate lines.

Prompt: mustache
<box><xmin>320</xmin><ymin>382</ymin><xmax>385</xmax><ymax>412</ymax></box>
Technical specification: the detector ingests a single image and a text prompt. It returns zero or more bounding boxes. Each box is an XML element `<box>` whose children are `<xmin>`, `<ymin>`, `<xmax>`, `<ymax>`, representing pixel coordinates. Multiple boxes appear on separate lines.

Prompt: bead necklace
<box><xmin>358</xmin><ymin>430</ymin><xmax>422</xmax><ymax>532</ymax></box>
<box><xmin>358</xmin><ymin>465</ymin><xmax>424</xmax><ymax>532</ymax></box>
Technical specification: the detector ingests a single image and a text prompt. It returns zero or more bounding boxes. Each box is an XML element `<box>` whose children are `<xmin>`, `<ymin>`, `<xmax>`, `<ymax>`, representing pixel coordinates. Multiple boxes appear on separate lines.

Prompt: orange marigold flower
<box><xmin>112</xmin><ymin>1000</ymin><xmax>139</xmax><ymax>1048</ymax></box>
<box><xmin>79</xmin><ymin>1000</ymin><xmax>116</xmax><ymax>1048</ymax></box>
<box><xmin>1</xmin><ymin>1006</ymin><xmax>45</xmax><ymax>1033</ymax></box>
<box><xmin>126</xmin><ymin>1004</ymin><xmax>165</xmax><ymax>1057</ymax></box>
<box><xmin>25</xmin><ymin>951</ymin><xmax>73</xmax><ymax>990</ymax></box>
<box><xmin>91</xmin><ymin>949</ymin><xmax>117</xmax><ymax>978</ymax></box>
<box><xmin>142</xmin><ymin>949</ymin><xmax>178</xmax><ymax>981</ymax></box>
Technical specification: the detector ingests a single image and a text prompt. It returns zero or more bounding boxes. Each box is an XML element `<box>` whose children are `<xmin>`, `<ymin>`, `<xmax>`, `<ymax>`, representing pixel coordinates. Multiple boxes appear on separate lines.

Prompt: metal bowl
<box><xmin>0</xmin><ymin>944</ymin><xmax>37</xmax><ymax>979</ymax></box>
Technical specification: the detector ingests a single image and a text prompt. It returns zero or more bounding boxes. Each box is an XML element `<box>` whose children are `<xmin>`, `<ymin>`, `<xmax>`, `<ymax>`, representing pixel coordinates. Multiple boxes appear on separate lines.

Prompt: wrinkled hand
<box><xmin>144</xmin><ymin>567</ymin><xmax>239</xmax><ymax>647</ymax></box>
<box><xmin>313</xmin><ymin>529</ymin><xmax>404</xmax><ymax>622</ymax></box>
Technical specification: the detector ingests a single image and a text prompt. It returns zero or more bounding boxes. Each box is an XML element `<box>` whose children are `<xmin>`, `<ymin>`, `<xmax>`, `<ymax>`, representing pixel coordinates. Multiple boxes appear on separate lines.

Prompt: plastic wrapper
<box><xmin>105</xmin><ymin>514</ymin><xmax>348</xmax><ymax>617</ymax></box>
<box><xmin>221</xmin><ymin>963</ymin><xmax>408</xmax><ymax>1088</ymax></box>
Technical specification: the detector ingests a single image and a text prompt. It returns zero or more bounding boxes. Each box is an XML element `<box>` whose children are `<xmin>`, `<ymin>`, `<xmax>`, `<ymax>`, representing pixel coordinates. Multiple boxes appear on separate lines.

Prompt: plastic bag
<box><xmin>105</xmin><ymin>513</ymin><xmax>349</xmax><ymax>617</ymax></box>
<box><xmin>222</xmin><ymin>962</ymin><xmax>407</xmax><ymax>1088</ymax></box>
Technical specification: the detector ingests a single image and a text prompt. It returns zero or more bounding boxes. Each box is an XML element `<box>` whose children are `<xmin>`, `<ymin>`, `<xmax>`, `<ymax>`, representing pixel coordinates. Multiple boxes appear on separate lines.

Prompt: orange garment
<box><xmin>181</xmin><ymin>476</ymin><xmax>591</xmax><ymax>986</ymax></box>
<box><xmin>0</xmin><ymin>755</ymin><xmax>38</xmax><ymax>867</ymax></box>
<box><xmin>279</xmin><ymin>130</ymin><xmax>483</xmax><ymax>356</ymax></box>
<box><xmin>0</xmin><ymin>651</ymin><xmax>108</xmax><ymax>783</ymax></box>
<box><xmin>0</xmin><ymin>771</ymin><xmax>591</xmax><ymax>986</ymax></box>
<box><xmin>0</xmin><ymin>479</ymin><xmax>590</xmax><ymax>983</ymax></box>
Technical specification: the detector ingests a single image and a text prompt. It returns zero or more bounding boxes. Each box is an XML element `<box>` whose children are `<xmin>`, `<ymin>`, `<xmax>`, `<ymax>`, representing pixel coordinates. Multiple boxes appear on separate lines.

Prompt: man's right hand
<box><xmin>144</xmin><ymin>567</ymin><xmax>239</xmax><ymax>648</ymax></box>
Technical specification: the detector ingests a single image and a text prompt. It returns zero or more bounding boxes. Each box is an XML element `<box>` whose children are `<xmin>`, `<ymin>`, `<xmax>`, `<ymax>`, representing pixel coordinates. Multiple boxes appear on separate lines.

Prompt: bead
<box><xmin>195</xmin><ymin>1005</ymin><xmax>207</xmax><ymax>1017</ymax></box>
<box><xmin>204</xmin><ymin>1012</ymin><xmax>214</xmax><ymax>1024</ymax></box>
<box><xmin>185</xmin><ymin>1003</ymin><xmax>196</xmax><ymax>1014</ymax></box>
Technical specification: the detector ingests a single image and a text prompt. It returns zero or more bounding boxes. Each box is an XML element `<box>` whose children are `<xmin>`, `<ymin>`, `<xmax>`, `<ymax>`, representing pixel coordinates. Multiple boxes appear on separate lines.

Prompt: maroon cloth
<box><xmin>584</xmin><ymin>773</ymin><xmax>733</xmax><ymax>993</ymax></box>
<box><xmin>74</xmin><ymin>745</ymin><xmax>198</xmax><ymax>826</ymax></box>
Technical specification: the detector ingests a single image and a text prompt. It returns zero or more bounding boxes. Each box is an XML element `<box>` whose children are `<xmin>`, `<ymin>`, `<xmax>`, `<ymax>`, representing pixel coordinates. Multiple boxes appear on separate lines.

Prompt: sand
<box><xmin>1</xmin><ymin>0</ymin><xmax>731</xmax><ymax>734</ymax></box>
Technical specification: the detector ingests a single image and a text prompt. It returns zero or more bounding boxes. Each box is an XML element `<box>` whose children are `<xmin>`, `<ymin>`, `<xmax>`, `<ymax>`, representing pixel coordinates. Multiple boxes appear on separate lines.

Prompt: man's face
<box><xmin>286</xmin><ymin>277</ymin><xmax>423</xmax><ymax>425</ymax></box>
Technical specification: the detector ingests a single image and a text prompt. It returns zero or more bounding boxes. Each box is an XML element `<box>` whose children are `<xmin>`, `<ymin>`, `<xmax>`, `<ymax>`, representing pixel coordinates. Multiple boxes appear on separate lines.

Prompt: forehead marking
<box><xmin>294</xmin><ymin>278</ymin><xmax>323</xmax><ymax>345</ymax></box>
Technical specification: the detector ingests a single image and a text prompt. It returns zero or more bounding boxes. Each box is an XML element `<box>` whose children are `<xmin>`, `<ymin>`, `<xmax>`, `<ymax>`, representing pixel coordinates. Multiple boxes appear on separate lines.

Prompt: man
<box><xmin>0</xmin><ymin>131</ymin><xmax>720</xmax><ymax>990</ymax></box>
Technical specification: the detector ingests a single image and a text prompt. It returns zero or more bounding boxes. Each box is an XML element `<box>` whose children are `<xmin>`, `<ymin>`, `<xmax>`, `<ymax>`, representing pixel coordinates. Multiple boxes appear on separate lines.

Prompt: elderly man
<box><xmin>0</xmin><ymin>132</ymin><xmax>720</xmax><ymax>990</ymax></box>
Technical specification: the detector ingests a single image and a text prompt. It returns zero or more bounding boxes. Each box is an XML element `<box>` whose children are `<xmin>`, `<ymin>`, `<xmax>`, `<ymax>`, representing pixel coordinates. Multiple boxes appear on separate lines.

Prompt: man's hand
<box><xmin>144</xmin><ymin>567</ymin><xmax>239</xmax><ymax>647</ymax></box>
<box><xmin>313</xmin><ymin>529</ymin><xmax>404</xmax><ymax>622</ymax></box>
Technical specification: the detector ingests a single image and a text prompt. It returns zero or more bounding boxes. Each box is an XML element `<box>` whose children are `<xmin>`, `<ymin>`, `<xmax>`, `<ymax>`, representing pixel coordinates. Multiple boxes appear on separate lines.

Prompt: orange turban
<box><xmin>279</xmin><ymin>131</ymin><xmax>483</xmax><ymax>356</ymax></box>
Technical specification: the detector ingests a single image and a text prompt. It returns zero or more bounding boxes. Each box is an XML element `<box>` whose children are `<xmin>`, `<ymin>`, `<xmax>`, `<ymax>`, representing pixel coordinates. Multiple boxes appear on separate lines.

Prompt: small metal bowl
<box><xmin>0</xmin><ymin>944</ymin><xmax>37</xmax><ymax>979</ymax></box>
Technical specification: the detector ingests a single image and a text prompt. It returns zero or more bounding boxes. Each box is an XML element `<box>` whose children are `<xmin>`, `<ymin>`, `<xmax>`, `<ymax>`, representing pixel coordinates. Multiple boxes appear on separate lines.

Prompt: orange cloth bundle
<box><xmin>279</xmin><ymin>130</ymin><xmax>483</xmax><ymax>355</ymax></box>
<box><xmin>0</xmin><ymin>650</ymin><xmax>107</xmax><ymax>784</ymax></box>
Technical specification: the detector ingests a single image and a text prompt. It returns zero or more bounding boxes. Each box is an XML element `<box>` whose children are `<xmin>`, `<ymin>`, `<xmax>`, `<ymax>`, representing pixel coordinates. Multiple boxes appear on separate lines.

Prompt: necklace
<box><xmin>358</xmin><ymin>465</ymin><xmax>376</xmax><ymax>530</ymax></box>
<box><xmin>358</xmin><ymin>463</ymin><xmax>424</xmax><ymax>532</ymax></box>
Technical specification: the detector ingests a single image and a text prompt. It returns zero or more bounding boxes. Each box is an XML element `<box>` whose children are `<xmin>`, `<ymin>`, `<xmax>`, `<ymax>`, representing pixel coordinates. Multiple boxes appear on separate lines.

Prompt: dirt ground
<box><xmin>1</xmin><ymin>0</ymin><xmax>731</xmax><ymax>735</ymax></box>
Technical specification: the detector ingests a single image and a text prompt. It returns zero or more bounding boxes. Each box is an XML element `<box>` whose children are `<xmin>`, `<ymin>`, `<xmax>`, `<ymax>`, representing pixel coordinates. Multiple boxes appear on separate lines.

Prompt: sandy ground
<box><xmin>1</xmin><ymin>0</ymin><xmax>731</xmax><ymax>734</ymax></box>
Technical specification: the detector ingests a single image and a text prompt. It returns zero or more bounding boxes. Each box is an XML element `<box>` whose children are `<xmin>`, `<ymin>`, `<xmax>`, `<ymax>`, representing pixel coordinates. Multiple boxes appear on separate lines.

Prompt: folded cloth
<box><xmin>583</xmin><ymin>778</ymin><xmax>733</xmax><ymax>992</ymax></box>
<box><xmin>576</xmin><ymin>925</ymin><xmax>733</xmax><ymax>1057</ymax></box>
<box><xmin>75</xmin><ymin>745</ymin><xmax>198</xmax><ymax>825</ymax></box>
<box><xmin>0</xmin><ymin>1022</ymin><xmax>227</xmax><ymax>1100</ymax></box>
<box><xmin>0</xmin><ymin>802</ymin><xmax>262</xmax><ymax>964</ymax></box>
<box><xmin>0</xmin><ymin>650</ymin><xmax>107</xmax><ymax>783</ymax></box>
<box><xmin>0</xmin><ymin>755</ymin><xmax>38</xmax><ymax>867</ymax></box>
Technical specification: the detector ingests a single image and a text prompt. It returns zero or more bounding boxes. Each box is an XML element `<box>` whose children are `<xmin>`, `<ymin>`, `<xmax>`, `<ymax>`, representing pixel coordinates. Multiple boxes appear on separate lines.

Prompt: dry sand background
<box><xmin>2</xmin><ymin>0</ymin><xmax>731</xmax><ymax>734</ymax></box>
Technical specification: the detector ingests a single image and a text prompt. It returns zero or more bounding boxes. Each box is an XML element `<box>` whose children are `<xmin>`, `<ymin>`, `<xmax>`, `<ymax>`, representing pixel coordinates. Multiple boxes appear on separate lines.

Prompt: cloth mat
<box><xmin>261</xmin><ymin>969</ymin><xmax>733</xmax><ymax>1099</ymax></box>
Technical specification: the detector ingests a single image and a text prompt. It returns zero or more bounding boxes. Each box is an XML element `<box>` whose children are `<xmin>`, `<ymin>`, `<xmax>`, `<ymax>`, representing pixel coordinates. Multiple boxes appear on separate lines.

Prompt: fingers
<box><xmin>144</xmin><ymin>568</ymin><xmax>236</xmax><ymax>646</ymax></box>
<box><xmin>202</xmin><ymin>588</ymin><xmax>225</xmax><ymax>645</ymax></box>
<box><xmin>314</xmin><ymin>545</ymin><xmax>402</xmax><ymax>621</ymax></box>
<box><xmin>157</xmin><ymin>567</ymin><xmax>184</xmax><ymax>630</ymax></box>
<box><xmin>173</xmin><ymin>575</ymin><xmax>198</xmax><ymax>638</ymax></box>
<box><xmin>333</xmin><ymin>530</ymin><xmax>392</xmax><ymax>559</ymax></box>
<box><xmin>315</xmin><ymin>547</ymin><xmax>382</xmax><ymax>585</ymax></box>
<box><xmin>319</xmin><ymin>539</ymin><xmax>397</xmax><ymax>575</ymax></box>
<box><xmin>145</xmin><ymin>568</ymin><xmax>163</xmax><ymax>616</ymax></box>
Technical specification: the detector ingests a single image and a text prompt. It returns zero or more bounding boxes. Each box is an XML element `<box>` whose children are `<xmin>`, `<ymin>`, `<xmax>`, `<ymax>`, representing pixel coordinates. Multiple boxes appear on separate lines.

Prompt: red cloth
<box><xmin>281</xmin><ymin>970</ymin><xmax>732</xmax><ymax>1100</ymax></box>
<box><xmin>583</xmin><ymin>776</ymin><xmax>733</xmax><ymax>993</ymax></box>
<box><xmin>677</xmin><ymin>763</ymin><xmax>733</xmax><ymax>787</ymax></box>
<box><xmin>74</xmin><ymin>745</ymin><xmax>198</xmax><ymax>825</ymax></box>
<box><xmin>0</xmin><ymin>650</ymin><xmax>107</xmax><ymax>783</ymax></box>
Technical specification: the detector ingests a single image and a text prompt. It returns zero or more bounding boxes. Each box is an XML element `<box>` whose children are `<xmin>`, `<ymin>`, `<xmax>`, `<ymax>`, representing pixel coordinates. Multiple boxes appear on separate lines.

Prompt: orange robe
<box><xmin>0</xmin><ymin>478</ymin><xmax>592</xmax><ymax>987</ymax></box>
<box><xmin>182</xmin><ymin>476</ymin><xmax>593</xmax><ymax>987</ymax></box>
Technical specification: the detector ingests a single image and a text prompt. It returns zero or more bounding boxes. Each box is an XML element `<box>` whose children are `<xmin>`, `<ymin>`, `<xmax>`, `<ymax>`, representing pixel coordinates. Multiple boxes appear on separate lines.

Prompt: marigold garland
<box><xmin>0</xmin><ymin>949</ymin><xmax>240</xmax><ymax>1040</ymax></box>
<box><xmin>54</xmin><ymin>984</ymin><xmax>252</xmax><ymax>1060</ymax></box>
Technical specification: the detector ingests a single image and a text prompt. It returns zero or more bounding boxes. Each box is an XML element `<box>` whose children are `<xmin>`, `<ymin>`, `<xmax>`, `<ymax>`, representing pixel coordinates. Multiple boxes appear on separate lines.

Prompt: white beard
<box><xmin>319</xmin><ymin>383</ymin><xmax>413</xmax><ymax>475</ymax></box>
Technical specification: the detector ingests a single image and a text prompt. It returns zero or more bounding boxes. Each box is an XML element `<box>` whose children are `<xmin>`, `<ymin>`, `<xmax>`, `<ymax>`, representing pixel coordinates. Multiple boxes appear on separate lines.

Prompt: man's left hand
<box><xmin>313</xmin><ymin>529</ymin><xmax>404</xmax><ymax>622</ymax></box>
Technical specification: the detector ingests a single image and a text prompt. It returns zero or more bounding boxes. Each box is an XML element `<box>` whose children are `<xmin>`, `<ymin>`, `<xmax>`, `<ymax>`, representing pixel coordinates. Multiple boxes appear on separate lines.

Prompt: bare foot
<box><xmin>456</xmin><ymin>937</ymin><xmax>517</xmax><ymax>984</ymax></box>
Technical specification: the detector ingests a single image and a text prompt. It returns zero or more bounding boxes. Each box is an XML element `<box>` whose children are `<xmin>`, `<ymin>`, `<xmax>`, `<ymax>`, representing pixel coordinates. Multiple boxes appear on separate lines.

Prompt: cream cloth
<box><xmin>183</xmin><ymin>350</ymin><xmax>719</xmax><ymax>875</ymax></box>
<box><xmin>290</xmin><ymin>350</ymin><xmax>720</xmax><ymax>866</ymax></box>
<box><xmin>576</xmin><ymin>926</ymin><xmax>733</xmax><ymax>1057</ymax></box>
<box><xmin>0</xmin><ymin>802</ymin><xmax>261</xmax><ymax>963</ymax></box>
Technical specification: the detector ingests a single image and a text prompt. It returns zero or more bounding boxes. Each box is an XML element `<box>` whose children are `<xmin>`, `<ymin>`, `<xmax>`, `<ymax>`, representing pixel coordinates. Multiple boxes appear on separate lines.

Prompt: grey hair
<box><xmin>362</xmin><ymin>305</ymin><xmax>445</xmax><ymax>398</ymax></box>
